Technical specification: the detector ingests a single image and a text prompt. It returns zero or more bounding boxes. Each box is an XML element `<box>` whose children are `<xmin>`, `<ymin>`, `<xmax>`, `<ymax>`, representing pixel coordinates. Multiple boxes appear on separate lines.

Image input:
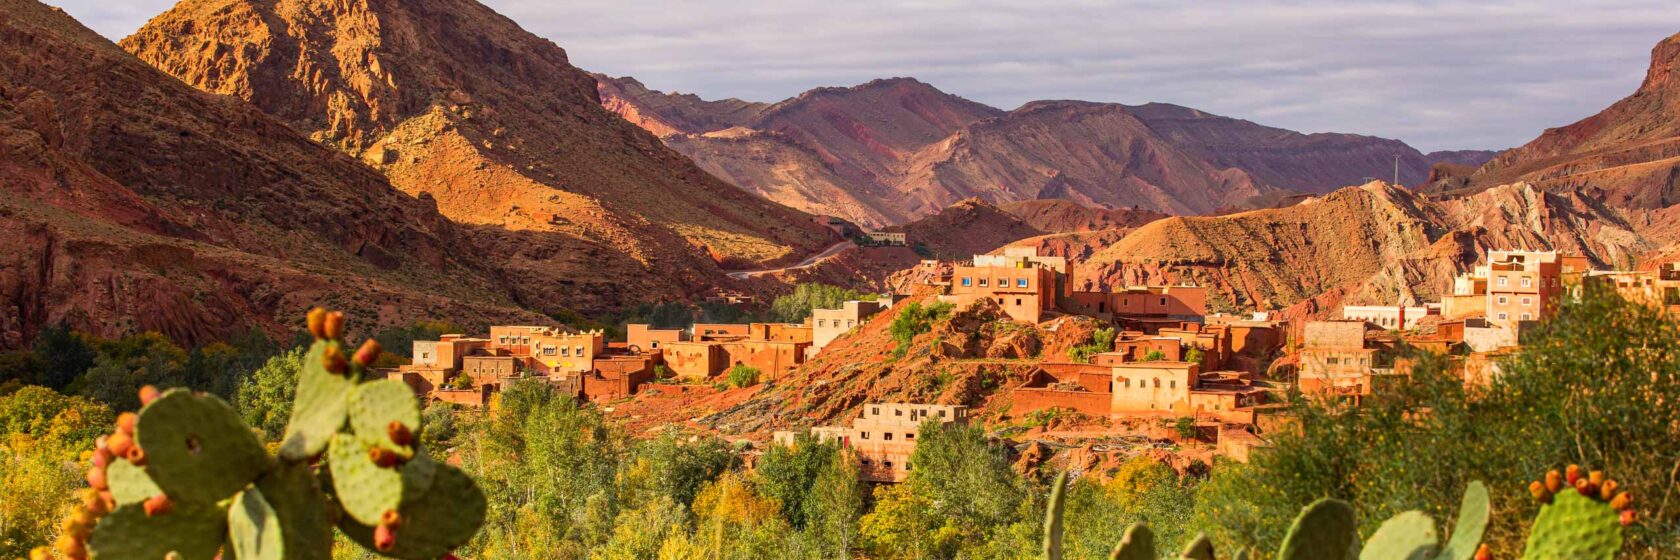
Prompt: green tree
<box><xmin>75</xmin><ymin>332</ymin><xmax>188</xmax><ymax>410</ymax></box>
<box><xmin>768</xmin><ymin>284</ymin><xmax>866</xmax><ymax>323</ymax></box>
<box><xmin>754</xmin><ymin>432</ymin><xmax>840</xmax><ymax>528</ymax></box>
<box><xmin>888</xmin><ymin>302</ymin><xmax>953</xmax><ymax>357</ymax></box>
<box><xmin>900</xmin><ymin>421</ymin><xmax>1028</xmax><ymax>553</ymax></box>
<box><xmin>0</xmin><ymin>386</ymin><xmax>112</xmax><ymax>557</ymax></box>
<box><xmin>804</xmin><ymin>448</ymin><xmax>865</xmax><ymax>557</ymax></box>
<box><xmin>31</xmin><ymin>325</ymin><xmax>96</xmax><ymax>391</ymax></box>
<box><xmin>234</xmin><ymin>348</ymin><xmax>303</xmax><ymax>442</ymax></box>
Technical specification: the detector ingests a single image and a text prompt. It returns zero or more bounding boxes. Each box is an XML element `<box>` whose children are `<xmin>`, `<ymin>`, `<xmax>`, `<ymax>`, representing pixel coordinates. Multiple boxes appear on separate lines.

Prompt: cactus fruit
<box><xmin>68</xmin><ymin>308</ymin><xmax>485</xmax><ymax>559</ymax></box>
<box><xmin>1042</xmin><ymin>471</ymin><xmax>1067</xmax><ymax>560</ymax></box>
<box><xmin>1522</xmin><ymin>468</ymin><xmax>1631</xmax><ymax>559</ymax></box>
<box><xmin>1565</xmin><ymin>464</ymin><xmax>1582</xmax><ymax>486</ymax></box>
<box><xmin>1544</xmin><ymin>470</ymin><xmax>1562</xmax><ymax>493</ymax></box>
<box><xmin>1473</xmin><ymin>544</ymin><xmax>1490</xmax><ymax>560</ymax></box>
<box><xmin>1108</xmin><ymin>523</ymin><xmax>1155</xmax><ymax>560</ymax></box>
<box><xmin>354</xmin><ymin>339</ymin><xmax>383</xmax><ymax>367</ymax></box>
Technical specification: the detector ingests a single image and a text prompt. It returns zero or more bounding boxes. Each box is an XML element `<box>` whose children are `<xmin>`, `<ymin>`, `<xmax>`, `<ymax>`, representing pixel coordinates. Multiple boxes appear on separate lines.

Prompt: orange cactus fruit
<box><xmin>81</xmin><ymin>489</ymin><xmax>108</xmax><ymax>516</ymax></box>
<box><xmin>1574</xmin><ymin>477</ymin><xmax>1596</xmax><ymax>497</ymax></box>
<box><xmin>380</xmin><ymin>509</ymin><xmax>403</xmax><ymax>529</ymax></box>
<box><xmin>1544</xmin><ymin>470</ymin><xmax>1563</xmax><ymax>493</ymax></box>
<box><xmin>1621</xmin><ymin>508</ymin><xmax>1637</xmax><ymax>526</ymax></box>
<box><xmin>1588</xmin><ymin>470</ymin><xmax>1606</xmax><ymax>486</ymax></box>
<box><xmin>1611</xmin><ymin>491</ymin><xmax>1633</xmax><ymax>510</ymax></box>
<box><xmin>1565</xmin><ymin>464</ymin><xmax>1582</xmax><ymax>486</ymax></box>
<box><xmin>307</xmin><ymin>307</ymin><xmax>329</xmax><ymax>339</ymax></box>
<box><xmin>143</xmin><ymin>494</ymin><xmax>174</xmax><ymax>517</ymax></box>
<box><xmin>388</xmin><ymin>421</ymin><xmax>414</xmax><ymax>447</ymax></box>
<box><xmin>374</xmin><ymin>523</ymin><xmax>397</xmax><ymax>551</ymax></box>
<box><xmin>107</xmin><ymin>431</ymin><xmax>134</xmax><ymax>458</ymax></box>
<box><xmin>324</xmin><ymin>311</ymin><xmax>346</xmax><ymax>340</ymax></box>
<box><xmin>1598</xmin><ymin>479</ymin><xmax>1618</xmax><ymax>501</ymax></box>
<box><xmin>55</xmin><ymin>533</ymin><xmax>86</xmax><ymax>558</ymax></box>
<box><xmin>354</xmin><ymin>339</ymin><xmax>383</xmax><ymax>367</ymax></box>
<box><xmin>116</xmin><ymin>412</ymin><xmax>138</xmax><ymax>435</ymax></box>
<box><xmin>323</xmin><ymin>346</ymin><xmax>348</xmax><ymax>375</ymax></box>
<box><xmin>1528</xmin><ymin>480</ymin><xmax>1551</xmax><ymax>502</ymax></box>
<box><xmin>30</xmin><ymin>546</ymin><xmax>53</xmax><ymax>560</ymax></box>
<box><xmin>86</xmin><ymin>467</ymin><xmax>107</xmax><ymax>490</ymax></box>
<box><xmin>126</xmin><ymin>444</ymin><xmax>147</xmax><ymax>466</ymax></box>
<box><xmin>138</xmin><ymin>385</ymin><xmax>161</xmax><ymax>406</ymax></box>
<box><xmin>369</xmin><ymin>447</ymin><xmax>403</xmax><ymax>468</ymax></box>
<box><xmin>1473</xmin><ymin>544</ymin><xmax>1491</xmax><ymax>560</ymax></box>
<box><xmin>91</xmin><ymin>446</ymin><xmax>112</xmax><ymax>469</ymax></box>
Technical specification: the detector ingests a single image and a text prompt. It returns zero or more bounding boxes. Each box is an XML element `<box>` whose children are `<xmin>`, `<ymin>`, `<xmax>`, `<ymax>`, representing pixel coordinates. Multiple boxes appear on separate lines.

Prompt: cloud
<box><xmin>50</xmin><ymin>0</ymin><xmax>1680</xmax><ymax>151</ymax></box>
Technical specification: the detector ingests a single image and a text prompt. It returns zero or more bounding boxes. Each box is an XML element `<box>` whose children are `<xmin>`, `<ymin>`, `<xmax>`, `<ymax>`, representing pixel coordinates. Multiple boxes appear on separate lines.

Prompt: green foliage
<box><xmin>859</xmin><ymin>420</ymin><xmax>1030</xmax><ymax>557</ymax></box>
<box><xmin>0</xmin><ymin>387</ymin><xmax>111</xmax><ymax>557</ymax></box>
<box><xmin>76</xmin><ymin>332</ymin><xmax>190</xmax><ymax>410</ymax></box>
<box><xmin>1185</xmin><ymin>346</ymin><xmax>1205</xmax><ymax>365</ymax></box>
<box><xmin>32</xmin><ymin>324</ymin><xmax>97</xmax><ymax>390</ymax></box>
<box><xmin>770</xmin><ymin>283</ymin><xmax>867</xmax><ymax>323</ymax></box>
<box><xmin>1143</xmin><ymin>350</ymin><xmax>1168</xmax><ymax>362</ymax></box>
<box><xmin>654</xmin><ymin>364</ymin><xmax>674</xmax><ymax>380</ymax></box>
<box><xmin>727</xmin><ymin>364</ymin><xmax>761</xmax><ymax>388</ymax></box>
<box><xmin>237</xmin><ymin>347</ymin><xmax>304</xmax><ymax>442</ymax></box>
<box><xmin>1067</xmin><ymin>328</ymin><xmax>1116</xmax><ymax>364</ymax></box>
<box><xmin>888</xmin><ymin>302</ymin><xmax>954</xmax><ymax>357</ymax></box>
<box><xmin>372</xmin><ymin>321</ymin><xmax>460</xmax><ymax>360</ymax></box>
<box><xmin>755</xmin><ymin>432</ymin><xmax>841</xmax><ymax>529</ymax></box>
<box><xmin>1173</xmin><ymin>417</ymin><xmax>1198</xmax><ymax>440</ymax></box>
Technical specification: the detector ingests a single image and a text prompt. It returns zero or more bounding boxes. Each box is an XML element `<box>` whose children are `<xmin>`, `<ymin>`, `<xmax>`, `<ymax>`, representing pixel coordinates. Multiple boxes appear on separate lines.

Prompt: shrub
<box><xmin>653</xmin><ymin>364</ymin><xmax>673</xmax><ymax>380</ymax></box>
<box><xmin>888</xmin><ymin>302</ymin><xmax>955</xmax><ymax>357</ymax></box>
<box><xmin>1067</xmin><ymin>328</ymin><xmax>1117</xmax><ymax>364</ymax></box>
<box><xmin>769</xmin><ymin>283</ymin><xmax>866</xmax><ymax>323</ymax></box>
<box><xmin>1143</xmin><ymin>350</ymin><xmax>1168</xmax><ymax>362</ymax></box>
<box><xmin>727</xmin><ymin>365</ymin><xmax>761</xmax><ymax>388</ymax></box>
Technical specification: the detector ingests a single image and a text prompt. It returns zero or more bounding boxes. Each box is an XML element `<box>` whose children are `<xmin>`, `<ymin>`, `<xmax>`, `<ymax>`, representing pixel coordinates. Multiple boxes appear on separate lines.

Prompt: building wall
<box><xmin>526</xmin><ymin>331</ymin><xmax>605</xmax><ymax>374</ymax></box>
<box><xmin>1486</xmin><ymin>252</ymin><xmax>1563</xmax><ymax>329</ymax></box>
<box><xmin>662</xmin><ymin>341</ymin><xmax>725</xmax><ymax>379</ymax></box>
<box><xmin>693</xmin><ymin>323</ymin><xmax>751</xmax><ymax>340</ymax></box>
<box><xmin>1064</xmin><ymin>286</ymin><xmax>1207</xmax><ymax>320</ymax></box>
<box><xmin>626</xmin><ymin>324</ymin><xmax>685</xmax><ymax>352</ymax></box>
<box><xmin>1298</xmin><ymin>347</ymin><xmax>1377</xmax><ymax>395</ymax></box>
<box><xmin>1012</xmin><ymin>389</ymin><xmax>1112</xmax><ymax>417</ymax></box>
<box><xmin>812</xmin><ymin>300</ymin><xmax>883</xmax><ymax>352</ymax></box>
<box><xmin>1110</xmin><ymin>363</ymin><xmax>1198</xmax><ymax>413</ymax></box>
<box><xmin>718</xmin><ymin>340</ymin><xmax>810</xmax><ymax>380</ymax></box>
<box><xmin>750</xmin><ymin>323</ymin><xmax>814</xmax><ymax>343</ymax></box>
<box><xmin>462</xmin><ymin>355</ymin><xmax>518</xmax><ymax>389</ymax></box>
<box><xmin>1441</xmin><ymin>294</ymin><xmax>1487</xmax><ymax>320</ymax></box>
<box><xmin>1341</xmin><ymin>305</ymin><xmax>1435</xmax><ymax>330</ymax></box>
<box><xmin>848</xmin><ymin>404</ymin><xmax>968</xmax><ymax>482</ymax></box>
<box><xmin>949</xmin><ymin>265</ymin><xmax>1056</xmax><ymax>324</ymax></box>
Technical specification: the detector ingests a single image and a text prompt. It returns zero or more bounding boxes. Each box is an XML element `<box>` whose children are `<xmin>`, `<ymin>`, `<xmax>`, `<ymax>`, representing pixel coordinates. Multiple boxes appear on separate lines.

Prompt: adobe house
<box><xmin>1011</xmin><ymin>363</ymin><xmax>1116</xmax><ymax>417</ymax></box>
<box><xmin>693</xmin><ymin>323</ymin><xmax>751</xmax><ymax>341</ymax></box>
<box><xmin>1340</xmin><ymin>304</ymin><xmax>1439</xmax><ymax>331</ymax></box>
<box><xmin>1111</xmin><ymin>362</ymin><xmax>1200</xmax><ymax>414</ymax></box>
<box><xmin>661</xmin><ymin>340</ymin><xmax>725</xmax><ymax>380</ymax></box>
<box><xmin>749</xmin><ymin>322</ymin><xmax>813</xmax><ymax>343</ymax></box>
<box><xmin>788</xmin><ymin>403</ymin><xmax>969</xmax><ymax>483</ymax></box>
<box><xmin>1297</xmin><ymin>320</ymin><xmax>1388</xmax><ymax>397</ymax></box>
<box><xmin>626</xmin><ymin>323</ymin><xmax>686</xmax><ymax>353</ymax></box>
<box><xmin>811</xmin><ymin>299</ymin><xmax>885</xmax><ymax>354</ymax></box>
<box><xmin>864</xmin><ymin>231</ymin><xmax>908</xmax><ymax>246</ymax></box>
<box><xmin>948</xmin><ymin>252</ymin><xmax>1062</xmax><ymax>324</ymax></box>
<box><xmin>1063</xmin><ymin>285</ymin><xmax>1207</xmax><ymax>322</ymax></box>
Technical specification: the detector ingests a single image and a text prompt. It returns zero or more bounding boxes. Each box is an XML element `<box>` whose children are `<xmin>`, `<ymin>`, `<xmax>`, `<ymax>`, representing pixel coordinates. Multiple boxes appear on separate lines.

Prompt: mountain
<box><xmin>894</xmin><ymin>199</ymin><xmax>1164</xmax><ymax>259</ymax></box>
<box><xmin>1078</xmin><ymin>181</ymin><xmax>1648</xmax><ymax>315</ymax></box>
<box><xmin>122</xmin><ymin>0</ymin><xmax>837</xmax><ymax>312</ymax></box>
<box><xmin>599</xmin><ymin>76</ymin><xmax>1487</xmax><ymax>225</ymax></box>
<box><xmin>0</xmin><ymin>0</ymin><xmax>552</xmax><ymax>348</ymax></box>
<box><xmin>1455</xmin><ymin>32</ymin><xmax>1680</xmax><ymax>207</ymax></box>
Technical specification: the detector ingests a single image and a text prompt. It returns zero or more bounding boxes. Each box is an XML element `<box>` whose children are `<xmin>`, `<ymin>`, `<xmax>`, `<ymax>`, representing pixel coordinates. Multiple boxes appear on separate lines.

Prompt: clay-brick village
<box><xmin>5</xmin><ymin>0</ymin><xmax>1680</xmax><ymax>558</ymax></box>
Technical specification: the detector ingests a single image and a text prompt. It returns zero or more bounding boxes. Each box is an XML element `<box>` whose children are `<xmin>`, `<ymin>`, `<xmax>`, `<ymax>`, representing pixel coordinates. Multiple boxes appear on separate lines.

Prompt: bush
<box><xmin>1142</xmin><ymin>350</ymin><xmax>1168</xmax><ymax>362</ymax></box>
<box><xmin>653</xmin><ymin>364</ymin><xmax>673</xmax><ymax>380</ymax></box>
<box><xmin>1173</xmin><ymin>416</ymin><xmax>1198</xmax><ymax>440</ymax></box>
<box><xmin>1067</xmin><ymin>327</ymin><xmax>1117</xmax><ymax>363</ymax></box>
<box><xmin>769</xmin><ymin>283</ymin><xmax>867</xmax><ymax>323</ymax></box>
<box><xmin>727</xmin><ymin>365</ymin><xmax>761</xmax><ymax>388</ymax></box>
<box><xmin>888</xmin><ymin>302</ymin><xmax>955</xmax><ymax>357</ymax></box>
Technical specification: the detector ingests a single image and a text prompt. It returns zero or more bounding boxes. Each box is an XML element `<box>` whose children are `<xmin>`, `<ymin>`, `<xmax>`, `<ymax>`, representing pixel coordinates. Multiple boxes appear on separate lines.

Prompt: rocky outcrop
<box><xmin>1079</xmin><ymin>181</ymin><xmax>1648</xmax><ymax>314</ymax></box>
<box><xmin>1460</xmin><ymin>32</ymin><xmax>1680</xmax><ymax>208</ymax></box>
<box><xmin>0</xmin><ymin>0</ymin><xmax>546</xmax><ymax>348</ymax></box>
<box><xmin>122</xmin><ymin>0</ymin><xmax>837</xmax><ymax>311</ymax></box>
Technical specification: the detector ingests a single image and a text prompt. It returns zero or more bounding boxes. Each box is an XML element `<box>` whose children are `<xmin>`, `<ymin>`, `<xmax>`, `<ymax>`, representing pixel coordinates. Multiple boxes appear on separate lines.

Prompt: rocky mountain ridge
<box><xmin>598</xmin><ymin>75</ymin><xmax>1496</xmax><ymax>226</ymax></box>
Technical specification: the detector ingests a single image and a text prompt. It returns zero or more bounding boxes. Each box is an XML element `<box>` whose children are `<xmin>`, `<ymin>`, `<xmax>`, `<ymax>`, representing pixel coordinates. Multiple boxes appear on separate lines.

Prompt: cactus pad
<box><xmin>1108</xmin><ymin>523</ymin><xmax>1155</xmax><ymax>560</ymax></box>
<box><xmin>230</xmin><ymin>487</ymin><xmax>285</xmax><ymax>560</ymax></box>
<box><xmin>339</xmin><ymin>463</ymin><xmax>488</xmax><ymax>560</ymax></box>
<box><xmin>1522</xmin><ymin>489</ymin><xmax>1622</xmax><ymax>559</ymax></box>
<box><xmin>1277</xmin><ymin>498</ymin><xmax>1358</xmax><ymax>560</ymax></box>
<box><xmin>327</xmin><ymin>433</ymin><xmax>437</xmax><ymax>525</ymax></box>
<box><xmin>1042</xmin><ymin>471</ymin><xmax>1067</xmax><ymax>560</ymax></box>
<box><xmin>135</xmin><ymin>388</ymin><xmax>272</xmax><ymax>504</ymax></box>
<box><xmin>1180</xmin><ymin>533</ymin><xmax>1215</xmax><ymax>560</ymax></box>
<box><xmin>280</xmin><ymin>340</ymin><xmax>355</xmax><ymax>461</ymax></box>
<box><xmin>348</xmin><ymin>379</ymin><xmax>421</xmax><ymax>450</ymax></box>
<box><xmin>87</xmin><ymin>500</ymin><xmax>226</xmax><ymax>560</ymax></box>
<box><xmin>1441</xmin><ymin>481</ymin><xmax>1489</xmax><ymax>560</ymax></box>
<box><xmin>248</xmin><ymin>462</ymin><xmax>334</xmax><ymax>559</ymax></box>
<box><xmin>105</xmin><ymin>459</ymin><xmax>161</xmax><ymax>506</ymax></box>
<box><xmin>1359</xmin><ymin>510</ymin><xmax>1437</xmax><ymax>560</ymax></box>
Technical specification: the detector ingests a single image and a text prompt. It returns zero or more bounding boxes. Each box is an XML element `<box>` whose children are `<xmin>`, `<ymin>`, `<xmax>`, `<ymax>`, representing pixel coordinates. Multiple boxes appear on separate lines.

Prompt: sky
<box><xmin>51</xmin><ymin>0</ymin><xmax>1680</xmax><ymax>152</ymax></box>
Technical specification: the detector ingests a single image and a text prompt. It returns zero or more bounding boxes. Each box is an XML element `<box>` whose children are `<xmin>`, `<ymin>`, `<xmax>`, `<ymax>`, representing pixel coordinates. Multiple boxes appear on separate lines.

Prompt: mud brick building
<box><xmin>782</xmin><ymin>403</ymin><xmax>970</xmax><ymax>483</ymax></box>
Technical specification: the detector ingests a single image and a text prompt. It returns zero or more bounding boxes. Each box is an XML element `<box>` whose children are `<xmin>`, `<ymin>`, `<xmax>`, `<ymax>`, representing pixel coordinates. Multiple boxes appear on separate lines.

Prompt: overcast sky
<box><xmin>52</xmin><ymin>0</ymin><xmax>1680</xmax><ymax>152</ymax></box>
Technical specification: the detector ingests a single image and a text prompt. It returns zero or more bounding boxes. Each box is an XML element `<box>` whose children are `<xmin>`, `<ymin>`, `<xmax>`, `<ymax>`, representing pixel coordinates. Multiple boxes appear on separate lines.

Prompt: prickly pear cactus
<box><xmin>1440</xmin><ymin>481</ymin><xmax>1489</xmax><ymax>560</ymax></box>
<box><xmin>51</xmin><ymin>307</ymin><xmax>486</xmax><ymax>560</ymax></box>
<box><xmin>1359</xmin><ymin>510</ymin><xmax>1436</xmax><ymax>560</ymax></box>
<box><xmin>1522</xmin><ymin>466</ymin><xmax>1630</xmax><ymax>560</ymax></box>
<box><xmin>1277</xmin><ymin>498</ymin><xmax>1359</xmax><ymax>560</ymax></box>
<box><xmin>1109</xmin><ymin>523</ymin><xmax>1155</xmax><ymax>560</ymax></box>
<box><xmin>1179</xmin><ymin>534</ymin><xmax>1215</xmax><ymax>560</ymax></box>
<box><xmin>1043</xmin><ymin>471</ymin><xmax>1068</xmax><ymax>560</ymax></box>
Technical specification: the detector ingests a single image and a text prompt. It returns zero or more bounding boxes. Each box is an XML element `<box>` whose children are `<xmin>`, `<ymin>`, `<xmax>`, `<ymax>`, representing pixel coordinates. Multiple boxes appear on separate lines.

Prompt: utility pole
<box><xmin>1393</xmin><ymin>154</ymin><xmax>1400</xmax><ymax>186</ymax></box>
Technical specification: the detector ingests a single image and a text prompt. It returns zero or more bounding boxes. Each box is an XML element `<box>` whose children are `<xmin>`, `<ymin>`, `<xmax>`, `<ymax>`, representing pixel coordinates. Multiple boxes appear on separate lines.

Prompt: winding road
<box><xmin>726</xmin><ymin>241</ymin><xmax>856</xmax><ymax>280</ymax></box>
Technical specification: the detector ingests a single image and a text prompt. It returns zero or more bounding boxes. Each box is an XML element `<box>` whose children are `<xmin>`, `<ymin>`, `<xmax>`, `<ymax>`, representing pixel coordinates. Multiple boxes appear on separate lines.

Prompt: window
<box><xmin>979</xmin><ymin>278</ymin><xmax>989</xmax><ymax>287</ymax></box>
<box><xmin>884</xmin><ymin>433</ymin><xmax>894</xmax><ymax>441</ymax></box>
<box><xmin>1521</xmin><ymin>277</ymin><xmax>1532</xmax><ymax>288</ymax></box>
<box><xmin>847</xmin><ymin>320</ymin><xmax>855</xmax><ymax>327</ymax></box>
<box><xmin>1360</xmin><ymin>358</ymin><xmax>1369</xmax><ymax>366</ymax></box>
<box><xmin>1153</xmin><ymin>378</ymin><xmax>1161</xmax><ymax>388</ymax></box>
<box><xmin>906</xmin><ymin>433</ymin><xmax>915</xmax><ymax>440</ymax></box>
<box><xmin>883</xmin><ymin>461</ymin><xmax>893</xmax><ymax>469</ymax></box>
<box><xmin>575</xmin><ymin>346</ymin><xmax>584</xmax><ymax>356</ymax></box>
<box><xmin>872</xmin><ymin>407</ymin><xmax>880</xmax><ymax>415</ymax></box>
<box><xmin>937</xmin><ymin>410</ymin><xmax>946</xmax><ymax>417</ymax></box>
<box><xmin>1521</xmin><ymin>313</ymin><xmax>1533</xmax><ymax>321</ymax></box>
<box><xmin>1522</xmin><ymin>297</ymin><xmax>1532</xmax><ymax>306</ymax></box>
<box><xmin>1124</xmin><ymin>379</ymin><xmax>1131</xmax><ymax>388</ymax></box>
<box><xmin>1017</xmin><ymin>278</ymin><xmax>1029</xmax><ymax>288</ymax></box>
<box><xmin>861</xmin><ymin>432</ymin><xmax>870</xmax><ymax>440</ymax></box>
<box><xmin>421</xmin><ymin>352</ymin><xmax>431</xmax><ymax>359</ymax></box>
<box><xmin>1497</xmin><ymin>313</ymin><xmax>1509</xmax><ymax>320</ymax></box>
<box><xmin>1497</xmin><ymin>296</ymin><xmax>1509</xmax><ymax>305</ymax></box>
<box><xmin>961</xmin><ymin>277</ymin><xmax>972</xmax><ymax>287</ymax></box>
<box><xmin>1015</xmin><ymin>298</ymin><xmax>1023</xmax><ymax>306</ymax></box>
<box><xmin>1169</xmin><ymin>380</ymin><xmax>1176</xmax><ymax>389</ymax></box>
<box><xmin>560</xmin><ymin>347</ymin><xmax>569</xmax><ymax>357</ymax></box>
<box><xmin>1159</xmin><ymin>297</ymin><xmax>1168</xmax><ymax>306</ymax></box>
<box><xmin>1498</xmin><ymin>277</ymin><xmax>1508</xmax><ymax>287</ymax></box>
<box><xmin>817</xmin><ymin>319</ymin><xmax>826</xmax><ymax>327</ymax></box>
<box><xmin>894</xmin><ymin>409</ymin><xmax>903</xmax><ymax>416</ymax></box>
